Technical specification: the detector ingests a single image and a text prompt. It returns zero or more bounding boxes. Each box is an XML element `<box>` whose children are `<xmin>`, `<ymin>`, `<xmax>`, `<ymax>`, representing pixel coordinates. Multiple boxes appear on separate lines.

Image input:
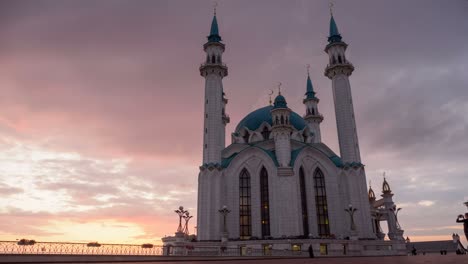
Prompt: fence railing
<box><xmin>0</xmin><ymin>241</ymin><xmax>306</xmax><ymax>257</ymax></box>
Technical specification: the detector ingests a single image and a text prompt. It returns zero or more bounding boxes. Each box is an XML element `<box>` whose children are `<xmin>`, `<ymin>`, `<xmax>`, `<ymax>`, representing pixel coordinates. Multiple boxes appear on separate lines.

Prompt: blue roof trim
<box><xmin>207</xmin><ymin>15</ymin><xmax>222</xmax><ymax>43</ymax></box>
<box><xmin>328</xmin><ymin>15</ymin><xmax>342</xmax><ymax>43</ymax></box>
<box><xmin>235</xmin><ymin>106</ymin><xmax>306</xmax><ymax>132</ymax></box>
<box><xmin>221</xmin><ymin>145</ymin><xmax>279</xmax><ymax>168</ymax></box>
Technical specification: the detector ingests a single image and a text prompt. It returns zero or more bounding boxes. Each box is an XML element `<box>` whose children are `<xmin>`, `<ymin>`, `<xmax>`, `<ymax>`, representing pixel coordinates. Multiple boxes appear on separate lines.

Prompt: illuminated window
<box><xmin>314</xmin><ymin>168</ymin><xmax>330</xmax><ymax>236</ymax></box>
<box><xmin>291</xmin><ymin>244</ymin><xmax>302</xmax><ymax>251</ymax></box>
<box><xmin>299</xmin><ymin>167</ymin><xmax>309</xmax><ymax>236</ymax></box>
<box><xmin>239</xmin><ymin>169</ymin><xmax>251</xmax><ymax>239</ymax></box>
<box><xmin>320</xmin><ymin>244</ymin><xmax>328</xmax><ymax>255</ymax></box>
<box><xmin>261</xmin><ymin>126</ymin><xmax>270</xmax><ymax>140</ymax></box>
<box><xmin>260</xmin><ymin>167</ymin><xmax>270</xmax><ymax>238</ymax></box>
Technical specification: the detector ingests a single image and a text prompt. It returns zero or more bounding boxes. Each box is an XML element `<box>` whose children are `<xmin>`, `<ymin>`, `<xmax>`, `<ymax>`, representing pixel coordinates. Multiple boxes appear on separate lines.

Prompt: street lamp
<box><xmin>175</xmin><ymin>206</ymin><xmax>188</xmax><ymax>233</ymax></box>
<box><xmin>390</xmin><ymin>206</ymin><xmax>402</xmax><ymax>230</ymax></box>
<box><xmin>344</xmin><ymin>204</ymin><xmax>358</xmax><ymax>231</ymax></box>
<box><xmin>183</xmin><ymin>212</ymin><xmax>193</xmax><ymax>235</ymax></box>
<box><xmin>218</xmin><ymin>205</ymin><xmax>231</xmax><ymax>234</ymax></box>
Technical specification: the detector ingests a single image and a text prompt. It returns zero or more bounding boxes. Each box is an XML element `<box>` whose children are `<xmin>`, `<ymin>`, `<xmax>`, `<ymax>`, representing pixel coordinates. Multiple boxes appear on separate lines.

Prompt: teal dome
<box><xmin>273</xmin><ymin>94</ymin><xmax>287</xmax><ymax>109</ymax></box>
<box><xmin>235</xmin><ymin>106</ymin><xmax>306</xmax><ymax>132</ymax></box>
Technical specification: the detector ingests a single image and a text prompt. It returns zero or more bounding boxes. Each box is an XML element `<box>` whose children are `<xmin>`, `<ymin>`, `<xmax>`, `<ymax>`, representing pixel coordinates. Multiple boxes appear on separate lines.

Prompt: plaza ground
<box><xmin>61</xmin><ymin>255</ymin><xmax>467</xmax><ymax>264</ymax></box>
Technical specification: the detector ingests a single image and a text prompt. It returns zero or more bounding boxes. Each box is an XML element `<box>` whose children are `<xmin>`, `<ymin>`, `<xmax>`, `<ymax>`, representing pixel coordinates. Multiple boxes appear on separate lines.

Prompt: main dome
<box><xmin>235</xmin><ymin>105</ymin><xmax>306</xmax><ymax>133</ymax></box>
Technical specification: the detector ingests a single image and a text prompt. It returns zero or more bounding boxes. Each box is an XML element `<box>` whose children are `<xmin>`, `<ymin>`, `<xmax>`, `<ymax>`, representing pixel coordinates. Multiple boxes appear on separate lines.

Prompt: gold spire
<box><xmin>268</xmin><ymin>89</ymin><xmax>273</xmax><ymax>105</ymax></box>
<box><xmin>278</xmin><ymin>82</ymin><xmax>282</xmax><ymax>95</ymax></box>
<box><xmin>213</xmin><ymin>1</ymin><xmax>218</xmax><ymax>16</ymax></box>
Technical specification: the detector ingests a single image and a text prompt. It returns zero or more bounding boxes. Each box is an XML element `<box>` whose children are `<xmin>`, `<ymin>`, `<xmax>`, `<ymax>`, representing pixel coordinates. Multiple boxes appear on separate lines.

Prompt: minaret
<box><xmin>303</xmin><ymin>66</ymin><xmax>323</xmax><ymax>143</ymax></box>
<box><xmin>199</xmin><ymin>9</ymin><xmax>228</xmax><ymax>165</ymax></box>
<box><xmin>270</xmin><ymin>89</ymin><xmax>293</xmax><ymax>176</ymax></box>
<box><xmin>324</xmin><ymin>12</ymin><xmax>361</xmax><ymax>163</ymax></box>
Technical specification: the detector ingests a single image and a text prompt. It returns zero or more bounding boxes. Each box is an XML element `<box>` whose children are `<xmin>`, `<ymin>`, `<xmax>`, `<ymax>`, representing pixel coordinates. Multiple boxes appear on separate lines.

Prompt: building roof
<box><xmin>235</xmin><ymin>105</ymin><xmax>306</xmax><ymax>132</ymax></box>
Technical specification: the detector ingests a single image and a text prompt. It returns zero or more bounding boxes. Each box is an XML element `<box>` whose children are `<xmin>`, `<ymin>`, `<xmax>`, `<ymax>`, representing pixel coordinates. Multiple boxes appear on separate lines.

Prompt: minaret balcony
<box><xmin>324</xmin><ymin>63</ymin><xmax>354</xmax><ymax>78</ymax></box>
<box><xmin>222</xmin><ymin>114</ymin><xmax>230</xmax><ymax>124</ymax></box>
<box><xmin>304</xmin><ymin>113</ymin><xmax>324</xmax><ymax>122</ymax></box>
<box><xmin>199</xmin><ymin>63</ymin><xmax>228</xmax><ymax>77</ymax></box>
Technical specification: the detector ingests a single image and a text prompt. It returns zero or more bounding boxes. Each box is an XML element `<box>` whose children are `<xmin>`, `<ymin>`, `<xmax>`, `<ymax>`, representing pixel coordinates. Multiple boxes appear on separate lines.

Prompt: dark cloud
<box><xmin>0</xmin><ymin>0</ymin><xmax>466</xmax><ymax>243</ymax></box>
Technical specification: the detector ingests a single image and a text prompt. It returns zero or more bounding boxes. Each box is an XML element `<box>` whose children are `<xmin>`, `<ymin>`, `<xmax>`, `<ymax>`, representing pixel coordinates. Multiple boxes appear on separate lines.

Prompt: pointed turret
<box><xmin>207</xmin><ymin>15</ymin><xmax>222</xmax><ymax>43</ymax></box>
<box><xmin>382</xmin><ymin>177</ymin><xmax>392</xmax><ymax>194</ymax></box>
<box><xmin>303</xmin><ymin>67</ymin><xmax>323</xmax><ymax>143</ymax></box>
<box><xmin>328</xmin><ymin>15</ymin><xmax>342</xmax><ymax>43</ymax></box>
<box><xmin>305</xmin><ymin>74</ymin><xmax>316</xmax><ymax>99</ymax></box>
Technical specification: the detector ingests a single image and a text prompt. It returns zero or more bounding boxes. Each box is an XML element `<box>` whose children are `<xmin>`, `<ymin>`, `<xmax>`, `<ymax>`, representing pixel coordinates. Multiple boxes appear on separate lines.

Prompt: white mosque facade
<box><xmin>164</xmin><ymin>10</ymin><xmax>407</xmax><ymax>256</ymax></box>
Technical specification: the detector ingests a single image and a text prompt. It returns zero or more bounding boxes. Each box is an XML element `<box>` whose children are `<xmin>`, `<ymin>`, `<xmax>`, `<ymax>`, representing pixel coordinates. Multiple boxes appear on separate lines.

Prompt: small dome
<box><xmin>235</xmin><ymin>106</ymin><xmax>306</xmax><ymax>133</ymax></box>
<box><xmin>273</xmin><ymin>94</ymin><xmax>287</xmax><ymax>109</ymax></box>
<box><xmin>382</xmin><ymin>178</ymin><xmax>392</xmax><ymax>194</ymax></box>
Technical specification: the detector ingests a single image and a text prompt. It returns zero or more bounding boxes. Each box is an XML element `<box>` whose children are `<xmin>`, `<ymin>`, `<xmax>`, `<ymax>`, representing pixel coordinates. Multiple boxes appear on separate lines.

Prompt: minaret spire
<box><xmin>303</xmin><ymin>64</ymin><xmax>323</xmax><ymax>143</ymax></box>
<box><xmin>208</xmin><ymin>2</ymin><xmax>222</xmax><ymax>43</ymax></box>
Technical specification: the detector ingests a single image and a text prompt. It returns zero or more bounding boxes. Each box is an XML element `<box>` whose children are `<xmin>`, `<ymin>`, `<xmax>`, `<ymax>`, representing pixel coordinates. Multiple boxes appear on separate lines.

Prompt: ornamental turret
<box><xmin>200</xmin><ymin>10</ymin><xmax>228</xmax><ymax>165</ymax></box>
<box><xmin>303</xmin><ymin>67</ymin><xmax>323</xmax><ymax>143</ymax></box>
<box><xmin>270</xmin><ymin>90</ymin><xmax>292</xmax><ymax>171</ymax></box>
<box><xmin>324</xmin><ymin>12</ymin><xmax>361</xmax><ymax>163</ymax></box>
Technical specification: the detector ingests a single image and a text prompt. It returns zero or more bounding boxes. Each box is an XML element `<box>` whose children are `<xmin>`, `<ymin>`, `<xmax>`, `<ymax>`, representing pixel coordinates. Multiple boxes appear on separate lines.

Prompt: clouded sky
<box><xmin>0</xmin><ymin>0</ymin><xmax>467</xmax><ymax>245</ymax></box>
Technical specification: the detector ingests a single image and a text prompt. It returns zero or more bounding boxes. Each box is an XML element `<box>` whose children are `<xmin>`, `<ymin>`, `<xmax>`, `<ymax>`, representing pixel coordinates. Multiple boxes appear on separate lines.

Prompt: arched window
<box><xmin>260</xmin><ymin>167</ymin><xmax>270</xmax><ymax>238</ymax></box>
<box><xmin>261</xmin><ymin>126</ymin><xmax>270</xmax><ymax>140</ymax></box>
<box><xmin>314</xmin><ymin>168</ymin><xmax>330</xmax><ymax>236</ymax></box>
<box><xmin>211</xmin><ymin>55</ymin><xmax>216</xmax><ymax>64</ymax></box>
<box><xmin>338</xmin><ymin>55</ymin><xmax>342</xmax><ymax>64</ymax></box>
<box><xmin>299</xmin><ymin>167</ymin><xmax>309</xmax><ymax>237</ymax></box>
<box><xmin>285</xmin><ymin>116</ymin><xmax>289</xmax><ymax>124</ymax></box>
<box><xmin>280</xmin><ymin>115</ymin><xmax>284</xmax><ymax>125</ymax></box>
<box><xmin>311</xmin><ymin>108</ymin><xmax>315</xmax><ymax>115</ymax></box>
<box><xmin>217</xmin><ymin>55</ymin><xmax>221</xmax><ymax>63</ymax></box>
<box><xmin>239</xmin><ymin>169</ymin><xmax>251</xmax><ymax>239</ymax></box>
<box><xmin>275</xmin><ymin>116</ymin><xmax>279</xmax><ymax>125</ymax></box>
<box><xmin>243</xmin><ymin>131</ymin><xmax>250</xmax><ymax>143</ymax></box>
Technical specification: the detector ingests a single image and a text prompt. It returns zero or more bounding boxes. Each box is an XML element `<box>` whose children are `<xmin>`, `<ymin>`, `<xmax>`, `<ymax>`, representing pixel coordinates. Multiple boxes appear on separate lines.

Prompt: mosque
<box><xmin>164</xmin><ymin>8</ymin><xmax>407</xmax><ymax>256</ymax></box>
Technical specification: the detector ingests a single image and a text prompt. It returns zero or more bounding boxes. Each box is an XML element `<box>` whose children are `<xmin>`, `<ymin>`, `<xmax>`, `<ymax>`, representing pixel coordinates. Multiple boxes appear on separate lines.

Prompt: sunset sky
<box><xmin>0</xmin><ymin>0</ymin><xmax>467</xmax><ymax>245</ymax></box>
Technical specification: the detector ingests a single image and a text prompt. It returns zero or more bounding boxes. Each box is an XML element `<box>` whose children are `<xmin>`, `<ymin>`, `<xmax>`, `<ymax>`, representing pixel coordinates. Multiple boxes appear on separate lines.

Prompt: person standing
<box><xmin>308</xmin><ymin>244</ymin><xmax>314</xmax><ymax>258</ymax></box>
<box><xmin>456</xmin><ymin>213</ymin><xmax>468</xmax><ymax>242</ymax></box>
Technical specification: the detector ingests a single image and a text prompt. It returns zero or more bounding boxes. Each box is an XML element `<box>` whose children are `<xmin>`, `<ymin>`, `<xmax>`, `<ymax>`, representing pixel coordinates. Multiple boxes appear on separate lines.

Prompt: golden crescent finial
<box><xmin>213</xmin><ymin>1</ymin><xmax>218</xmax><ymax>16</ymax></box>
<box><xmin>306</xmin><ymin>64</ymin><xmax>310</xmax><ymax>76</ymax></box>
<box><xmin>329</xmin><ymin>1</ymin><xmax>334</xmax><ymax>16</ymax></box>
<box><xmin>278</xmin><ymin>82</ymin><xmax>282</xmax><ymax>95</ymax></box>
<box><xmin>268</xmin><ymin>89</ymin><xmax>274</xmax><ymax>105</ymax></box>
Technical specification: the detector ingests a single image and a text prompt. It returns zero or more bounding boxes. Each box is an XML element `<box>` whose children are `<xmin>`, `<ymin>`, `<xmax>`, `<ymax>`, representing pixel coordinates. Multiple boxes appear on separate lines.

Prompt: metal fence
<box><xmin>0</xmin><ymin>241</ymin><xmax>306</xmax><ymax>257</ymax></box>
<box><xmin>0</xmin><ymin>241</ymin><xmax>164</xmax><ymax>255</ymax></box>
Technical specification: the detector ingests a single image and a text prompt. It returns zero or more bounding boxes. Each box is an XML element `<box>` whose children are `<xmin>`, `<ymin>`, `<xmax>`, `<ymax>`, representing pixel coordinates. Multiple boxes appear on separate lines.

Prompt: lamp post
<box><xmin>218</xmin><ymin>205</ymin><xmax>231</xmax><ymax>241</ymax></box>
<box><xmin>390</xmin><ymin>206</ymin><xmax>402</xmax><ymax>230</ymax></box>
<box><xmin>183</xmin><ymin>212</ymin><xmax>193</xmax><ymax>235</ymax></box>
<box><xmin>344</xmin><ymin>204</ymin><xmax>358</xmax><ymax>231</ymax></box>
<box><xmin>175</xmin><ymin>206</ymin><xmax>188</xmax><ymax>233</ymax></box>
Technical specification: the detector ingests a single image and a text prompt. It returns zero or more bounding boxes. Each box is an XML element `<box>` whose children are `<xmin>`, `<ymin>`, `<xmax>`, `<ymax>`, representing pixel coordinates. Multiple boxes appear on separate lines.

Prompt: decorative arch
<box><xmin>314</xmin><ymin>168</ymin><xmax>330</xmax><ymax>236</ymax></box>
<box><xmin>299</xmin><ymin>167</ymin><xmax>309</xmax><ymax>237</ymax></box>
<box><xmin>239</xmin><ymin>168</ymin><xmax>251</xmax><ymax>239</ymax></box>
<box><xmin>260</xmin><ymin>167</ymin><xmax>270</xmax><ymax>238</ymax></box>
